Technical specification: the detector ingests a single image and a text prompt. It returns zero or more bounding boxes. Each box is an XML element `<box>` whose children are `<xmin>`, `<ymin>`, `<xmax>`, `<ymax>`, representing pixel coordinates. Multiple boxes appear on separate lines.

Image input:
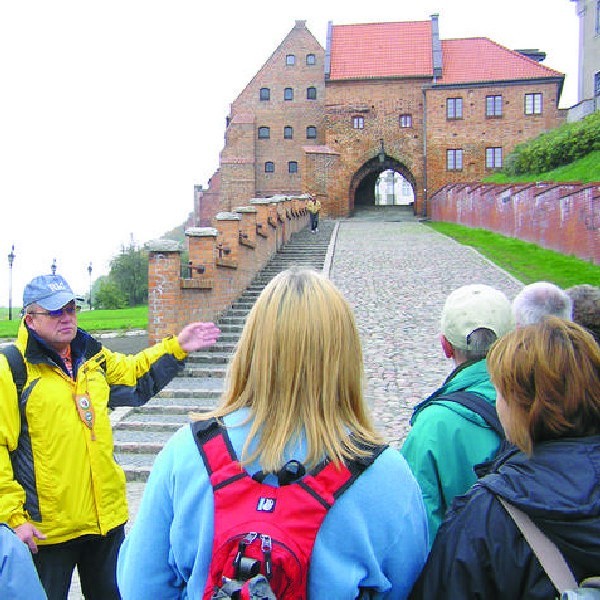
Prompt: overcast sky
<box><xmin>0</xmin><ymin>0</ymin><xmax>579</xmax><ymax>307</ymax></box>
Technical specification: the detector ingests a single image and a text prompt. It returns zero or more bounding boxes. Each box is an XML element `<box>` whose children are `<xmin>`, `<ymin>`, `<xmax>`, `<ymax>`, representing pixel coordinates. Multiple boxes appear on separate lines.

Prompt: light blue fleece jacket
<box><xmin>117</xmin><ymin>409</ymin><xmax>428</xmax><ymax>599</ymax></box>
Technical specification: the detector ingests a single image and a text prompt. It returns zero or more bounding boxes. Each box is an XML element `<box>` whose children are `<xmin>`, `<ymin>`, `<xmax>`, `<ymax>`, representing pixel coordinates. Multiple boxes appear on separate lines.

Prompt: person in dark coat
<box><xmin>409</xmin><ymin>316</ymin><xmax>600</xmax><ymax>600</ymax></box>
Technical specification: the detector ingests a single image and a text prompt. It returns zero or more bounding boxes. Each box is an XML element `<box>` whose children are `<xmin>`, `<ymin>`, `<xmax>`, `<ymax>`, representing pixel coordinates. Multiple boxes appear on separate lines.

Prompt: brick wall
<box><xmin>147</xmin><ymin>195</ymin><xmax>310</xmax><ymax>343</ymax></box>
<box><xmin>430</xmin><ymin>182</ymin><xmax>600</xmax><ymax>264</ymax></box>
<box><xmin>424</xmin><ymin>83</ymin><xmax>564</xmax><ymax>211</ymax></box>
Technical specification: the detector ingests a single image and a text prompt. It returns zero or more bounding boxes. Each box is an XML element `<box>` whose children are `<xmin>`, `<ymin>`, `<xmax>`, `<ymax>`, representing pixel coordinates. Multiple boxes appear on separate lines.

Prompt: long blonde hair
<box><xmin>198</xmin><ymin>267</ymin><xmax>383</xmax><ymax>471</ymax></box>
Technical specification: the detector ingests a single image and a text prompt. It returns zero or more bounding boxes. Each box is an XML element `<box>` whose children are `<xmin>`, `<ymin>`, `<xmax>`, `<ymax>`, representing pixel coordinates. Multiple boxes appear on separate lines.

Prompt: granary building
<box><xmin>194</xmin><ymin>15</ymin><xmax>565</xmax><ymax>221</ymax></box>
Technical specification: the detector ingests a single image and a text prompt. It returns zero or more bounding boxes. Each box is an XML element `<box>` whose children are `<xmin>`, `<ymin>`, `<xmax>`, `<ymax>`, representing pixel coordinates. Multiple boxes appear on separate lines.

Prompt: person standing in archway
<box><xmin>306</xmin><ymin>192</ymin><xmax>321</xmax><ymax>233</ymax></box>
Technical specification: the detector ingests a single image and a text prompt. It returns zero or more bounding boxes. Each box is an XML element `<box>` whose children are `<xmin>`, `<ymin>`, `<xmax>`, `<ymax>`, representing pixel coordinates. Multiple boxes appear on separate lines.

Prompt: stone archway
<box><xmin>349</xmin><ymin>156</ymin><xmax>417</xmax><ymax>214</ymax></box>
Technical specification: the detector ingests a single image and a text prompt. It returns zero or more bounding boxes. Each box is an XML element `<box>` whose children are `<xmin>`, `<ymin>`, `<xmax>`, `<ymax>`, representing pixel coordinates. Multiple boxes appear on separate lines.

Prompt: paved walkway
<box><xmin>69</xmin><ymin>216</ymin><xmax>523</xmax><ymax>598</ymax></box>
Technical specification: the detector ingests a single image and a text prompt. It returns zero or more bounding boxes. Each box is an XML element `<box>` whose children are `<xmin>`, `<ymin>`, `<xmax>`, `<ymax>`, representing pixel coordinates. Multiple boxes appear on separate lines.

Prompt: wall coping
<box><xmin>234</xmin><ymin>206</ymin><xmax>258</xmax><ymax>213</ymax></box>
<box><xmin>146</xmin><ymin>239</ymin><xmax>182</xmax><ymax>252</ymax></box>
<box><xmin>185</xmin><ymin>227</ymin><xmax>219</xmax><ymax>237</ymax></box>
<box><xmin>215</xmin><ymin>211</ymin><xmax>242</xmax><ymax>221</ymax></box>
<box><xmin>250</xmin><ymin>198</ymin><xmax>277</xmax><ymax>206</ymax></box>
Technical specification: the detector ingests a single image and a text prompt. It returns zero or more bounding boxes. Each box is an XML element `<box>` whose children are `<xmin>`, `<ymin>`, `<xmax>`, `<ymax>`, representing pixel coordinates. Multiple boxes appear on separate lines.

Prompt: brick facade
<box><xmin>193</xmin><ymin>17</ymin><xmax>566</xmax><ymax>222</ymax></box>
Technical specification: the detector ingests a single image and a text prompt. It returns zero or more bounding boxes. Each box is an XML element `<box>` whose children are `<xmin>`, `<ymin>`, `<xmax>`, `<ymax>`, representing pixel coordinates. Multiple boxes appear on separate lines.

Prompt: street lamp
<box><xmin>51</xmin><ymin>258</ymin><xmax>57</xmax><ymax>275</ymax></box>
<box><xmin>7</xmin><ymin>246</ymin><xmax>15</xmax><ymax>321</ymax></box>
<box><xmin>378</xmin><ymin>139</ymin><xmax>386</xmax><ymax>164</ymax></box>
<box><xmin>87</xmin><ymin>262</ymin><xmax>92</xmax><ymax>310</ymax></box>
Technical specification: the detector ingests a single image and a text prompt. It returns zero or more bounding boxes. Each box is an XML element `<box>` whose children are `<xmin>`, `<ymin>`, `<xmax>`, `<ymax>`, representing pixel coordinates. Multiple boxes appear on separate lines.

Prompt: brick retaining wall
<box><xmin>430</xmin><ymin>182</ymin><xmax>600</xmax><ymax>265</ymax></box>
<box><xmin>147</xmin><ymin>194</ymin><xmax>309</xmax><ymax>343</ymax></box>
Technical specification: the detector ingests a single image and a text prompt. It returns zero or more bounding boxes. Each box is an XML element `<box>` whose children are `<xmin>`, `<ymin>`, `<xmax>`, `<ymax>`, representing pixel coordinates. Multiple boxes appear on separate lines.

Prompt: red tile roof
<box><xmin>328</xmin><ymin>22</ymin><xmax>564</xmax><ymax>83</ymax></box>
<box><xmin>329</xmin><ymin>21</ymin><xmax>433</xmax><ymax>80</ymax></box>
<box><xmin>439</xmin><ymin>38</ymin><xmax>563</xmax><ymax>84</ymax></box>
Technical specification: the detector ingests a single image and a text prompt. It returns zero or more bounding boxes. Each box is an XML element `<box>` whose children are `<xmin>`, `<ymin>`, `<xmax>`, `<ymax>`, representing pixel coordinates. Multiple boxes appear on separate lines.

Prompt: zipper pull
<box><xmin>261</xmin><ymin>534</ymin><xmax>273</xmax><ymax>580</ymax></box>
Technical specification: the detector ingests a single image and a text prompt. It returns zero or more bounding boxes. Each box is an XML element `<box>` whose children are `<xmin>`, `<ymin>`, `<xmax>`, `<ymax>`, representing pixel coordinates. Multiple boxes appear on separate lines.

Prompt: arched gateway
<box><xmin>349</xmin><ymin>156</ymin><xmax>417</xmax><ymax>214</ymax></box>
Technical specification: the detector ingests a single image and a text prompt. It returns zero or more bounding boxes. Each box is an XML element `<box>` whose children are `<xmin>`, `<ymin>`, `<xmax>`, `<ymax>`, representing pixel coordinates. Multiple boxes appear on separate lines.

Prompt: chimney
<box><xmin>431</xmin><ymin>13</ymin><xmax>443</xmax><ymax>81</ymax></box>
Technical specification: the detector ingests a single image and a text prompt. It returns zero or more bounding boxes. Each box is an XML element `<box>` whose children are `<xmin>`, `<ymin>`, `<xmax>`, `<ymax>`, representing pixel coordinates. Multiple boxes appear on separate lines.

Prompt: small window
<box><xmin>286</xmin><ymin>54</ymin><xmax>295</xmax><ymax>66</ymax></box>
<box><xmin>594</xmin><ymin>72</ymin><xmax>600</xmax><ymax>97</ymax></box>
<box><xmin>306</xmin><ymin>126</ymin><xmax>317</xmax><ymax>139</ymax></box>
<box><xmin>596</xmin><ymin>0</ymin><xmax>600</xmax><ymax>35</ymax></box>
<box><xmin>284</xmin><ymin>88</ymin><xmax>294</xmax><ymax>101</ymax></box>
<box><xmin>486</xmin><ymin>147</ymin><xmax>503</xmax><ymax>169</ymax></box>
<box><xmin>258</xmin><ymin>127</ymin><xmax>270</xmax><ymax>139</ymax></box>
<box><xmin>399</xmin><ymin>114</ymin><xmax>412</xmax><ymax>128</ymax></box>
<box><xmin>447</xmin><ymin>149</ymin><xmax>463</xmax><ymax>171</ymax></box>
<box><xmin>486</xmin><ymin>95</ymin><xmax>503</xmax><ymax>117</ymax></box>
<box><xmin>447</xmin><ymin>97</ymin><xmax>463</xmax><ymax>119</ymax></box>
<box><xmin>265</xmin><ymin>161</ymin><xmax>275</xmax><ymax>173</ymax></box>
<box><xmin>306</xmin><ymin>54</ymin><xmax>316</xmax><ymax>65</ymax></box>
<box><xmin>352</xmin><ymin>116</ymin><xmax>364</xmax><ymax>129</ymax></box>
<box><xmin>288</xmin><ymin>161</ymin><xmax>298</xmax><ymax>173</ymax></box>
<box><xmin>524</xmin><ymin>93</ymin><xmax>542</xmax><ymax>115</ymax></box>
<box><xmin>306</xmin><ymin>87</ymin><xmax>317</xmax><ymax>100</ymax></box>
<box><xmin>259</xmin><ymin>88</ymin><xmax>270</xmax><ymax>101</ymax></box>
<box><xmin>284</xmin><ymin>126</ymin><xmax>293</xmax><ymax>139</ymax></box>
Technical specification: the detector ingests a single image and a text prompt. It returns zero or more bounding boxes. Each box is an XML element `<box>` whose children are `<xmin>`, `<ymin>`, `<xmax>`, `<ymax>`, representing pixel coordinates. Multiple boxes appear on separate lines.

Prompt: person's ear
<box><xmin>440</xmin><ymin>334</ymin><xmax>455</xmax><ymax>359</ymax></box>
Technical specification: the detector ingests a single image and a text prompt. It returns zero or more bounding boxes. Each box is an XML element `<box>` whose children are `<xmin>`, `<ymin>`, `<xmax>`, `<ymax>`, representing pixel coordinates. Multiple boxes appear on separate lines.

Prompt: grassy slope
<box><xmin>484</xmin><ymin>150</ymin><xmax>600</xmax><ymax>184</ymax></box>
<box><xmin>426</xmin><ymin>222</ymin><xmax>600</xmax><ymax>288</ymax></box>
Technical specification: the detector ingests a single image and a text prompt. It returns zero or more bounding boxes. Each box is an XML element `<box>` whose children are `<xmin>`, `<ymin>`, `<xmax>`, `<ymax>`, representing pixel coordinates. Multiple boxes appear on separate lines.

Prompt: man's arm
<box><xmin>0</xmin><ymin>363</ymin><xmax>46</xmax><ymax>552</ymax></box>
<box><xmin>106</xmin><ymin>322</ymin><xmax>220</xmax><ymax>408</ymax></box>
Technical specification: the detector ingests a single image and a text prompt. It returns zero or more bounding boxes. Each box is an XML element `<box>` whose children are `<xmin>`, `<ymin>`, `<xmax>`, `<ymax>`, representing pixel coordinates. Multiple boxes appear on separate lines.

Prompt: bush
<box><xmin>504</xmin><ymin>111</ymin><xmax>600</xmax><ymax>176</ymax></box>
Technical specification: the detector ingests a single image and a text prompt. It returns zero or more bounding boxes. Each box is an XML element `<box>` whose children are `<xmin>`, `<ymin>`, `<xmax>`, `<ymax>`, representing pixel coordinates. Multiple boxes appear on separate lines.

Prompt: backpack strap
<box><xmin>435</xmin><ymin>391</ymin><xmax>505</xmax><ymax>438</ymax></box>
<box><xmin>497</xmin><ymin>496</ymin><xmax>578</xmax><ymax>593</ymax></box>
<box><xmin>0</xmin><ymin>344</ymin><xmax>27</xmax><ymax>400</ymax></box>
<box><xmin>191</xmin><ymin>418</ymin><xmax>387</xmax><ymax>503</ymax></box>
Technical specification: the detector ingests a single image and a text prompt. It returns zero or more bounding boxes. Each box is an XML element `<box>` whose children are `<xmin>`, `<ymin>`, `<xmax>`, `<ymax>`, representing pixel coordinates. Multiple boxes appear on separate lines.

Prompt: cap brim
<box><xmin>37</xmin><ymin>292</ymin><xmax>76</xmax><ymax>311</ymax></box>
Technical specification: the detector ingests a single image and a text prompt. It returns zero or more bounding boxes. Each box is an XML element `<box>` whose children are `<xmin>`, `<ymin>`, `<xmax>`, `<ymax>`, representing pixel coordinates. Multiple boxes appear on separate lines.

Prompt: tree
<box><xmin>94</xmin><ymin>279</ymin><xmax>127</xmax><ymax>310</ymax></box>
<box><xmin>109</xmin><ymin>235</ymin><xmax>149</xmax><ymax>306</ymax></box>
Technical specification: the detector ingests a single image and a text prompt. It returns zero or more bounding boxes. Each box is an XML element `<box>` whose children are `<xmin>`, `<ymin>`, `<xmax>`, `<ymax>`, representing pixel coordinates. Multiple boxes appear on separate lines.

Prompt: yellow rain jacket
<box><xmin>0</xmin><ymin>321</ymin><xmax>187</xmax><ymax>544</ymax></box>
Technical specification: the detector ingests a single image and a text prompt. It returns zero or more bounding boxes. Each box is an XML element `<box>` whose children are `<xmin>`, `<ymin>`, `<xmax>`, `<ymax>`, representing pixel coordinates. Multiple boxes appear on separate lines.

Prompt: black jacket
<box><xmin>410</xmin><ymin>436</ymin><xmax>600</xmax><ymax>599</ymax></box>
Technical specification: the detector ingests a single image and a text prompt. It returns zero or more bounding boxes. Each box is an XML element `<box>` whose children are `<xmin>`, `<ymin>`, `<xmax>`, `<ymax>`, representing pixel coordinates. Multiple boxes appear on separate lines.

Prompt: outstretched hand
<box><xmin>15</xmin><ymin>522</ymin><xmax>46</xmax><ymax>553</ymax></box>
<box><xmin>177</xmin><ymin>322</ymin><xmax>221</xmax><ymax>353</ymax></box>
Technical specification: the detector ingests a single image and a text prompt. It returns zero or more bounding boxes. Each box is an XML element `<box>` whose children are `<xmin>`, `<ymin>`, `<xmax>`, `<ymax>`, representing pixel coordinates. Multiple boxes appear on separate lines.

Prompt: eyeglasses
<box><xmin>28</xmin><ymin>304</ymin><xmax>80</xmax><ymax>318</ymax></box>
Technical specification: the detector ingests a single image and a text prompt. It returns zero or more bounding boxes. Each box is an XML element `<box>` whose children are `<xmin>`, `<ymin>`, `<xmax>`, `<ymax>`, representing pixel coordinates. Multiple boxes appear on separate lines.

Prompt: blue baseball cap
<box><xmin>23</xmin><ymin>274</ymin><xmax>76</xmax><ymax>311</ymax></box>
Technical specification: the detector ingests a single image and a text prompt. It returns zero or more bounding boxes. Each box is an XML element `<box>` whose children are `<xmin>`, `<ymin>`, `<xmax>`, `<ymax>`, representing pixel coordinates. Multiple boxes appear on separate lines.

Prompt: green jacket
<box><xmin>401</xmin><ymin>359</ymin><xmax>501</xmax><ymax>547</ymax></box>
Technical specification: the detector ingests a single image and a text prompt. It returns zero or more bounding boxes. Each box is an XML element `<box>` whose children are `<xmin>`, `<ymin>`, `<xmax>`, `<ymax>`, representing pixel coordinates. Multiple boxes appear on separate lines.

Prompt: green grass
<box><xmin>484</xmin><ymin>150</ymin><xmax>600</xmax><ymax>184</ymax></box>
<box><xmin>426</xmin><ymin>222</ymin><xmax>600</xmax><ymax>288</ymax></box>
<box><xmin>0</xmin><ymin>306</ymin><xmax>148</xmax><ymax>339</ymax></box>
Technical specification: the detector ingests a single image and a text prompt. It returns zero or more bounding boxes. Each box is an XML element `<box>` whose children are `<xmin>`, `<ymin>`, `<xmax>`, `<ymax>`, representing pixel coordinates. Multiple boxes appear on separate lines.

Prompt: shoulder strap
<box><xmin>191</xmin><ymin>418</ymin><xmax>387</xmax><ymax>502</ymax></box>
<box><xmin>497</xmin><ymin>496</ymin><xmax>577</xmax><ymax>593</ymax></box>
<box><xmin>0</xmin><ymin>344</ymin><xmax>27</xmax><ymax>399</ymax></box>
<box><xmin>436</xmin><ymin>391</ymin><xmax>505</xmax><ymax>438</ymax></box>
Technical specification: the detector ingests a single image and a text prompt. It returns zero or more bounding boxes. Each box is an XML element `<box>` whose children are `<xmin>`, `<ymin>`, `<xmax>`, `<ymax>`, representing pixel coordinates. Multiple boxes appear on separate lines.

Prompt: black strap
<box><xmin>0</xmin><ymin>345</ymin><xmax>27</xmax><ymax>400</ymax></box>
<box><xmin>435</xmin><ymin>391</ymin><xmax>505</xmax><ymax>438</ymax></box>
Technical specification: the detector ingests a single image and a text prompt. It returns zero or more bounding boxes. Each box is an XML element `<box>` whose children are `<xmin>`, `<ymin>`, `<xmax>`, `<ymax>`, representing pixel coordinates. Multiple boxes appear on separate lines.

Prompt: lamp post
<box><xmin>87</xmin><ymin>262</ymin><xmax>92</xmax><ymax>310</ymax></box>
<box><xmin>51</xmin><ymin>258</ymin><xmax>57</xmax><ymax>275</ymax></box>
<box><xmin>378</xmin><ymin>139</ymin><xmax>386</xmax><ymax>164</ymax></box>
<box><xmin>7</xmin><ymin>246</ymin><xmax>15</xmax><ymax>321</ymax></box>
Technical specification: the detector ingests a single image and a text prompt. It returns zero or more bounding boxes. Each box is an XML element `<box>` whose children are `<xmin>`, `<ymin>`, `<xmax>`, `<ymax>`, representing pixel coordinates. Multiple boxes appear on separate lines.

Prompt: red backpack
<box><xmin>192</xmin><ymin>418</ymin><xmax>386</xmax><ymax>600</ymax></box>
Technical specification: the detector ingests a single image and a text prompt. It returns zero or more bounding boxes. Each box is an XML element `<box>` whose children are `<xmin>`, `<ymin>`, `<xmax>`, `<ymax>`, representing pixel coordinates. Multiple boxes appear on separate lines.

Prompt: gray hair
<box><xmin>512</xmin><ymin>282</ymin><xmax>573</xmax><ymax>327</ymax></box>
<box><xmin>566</xmin><ymin>284</ymin><xmax>600</xmax><ymax>345</ymax></box>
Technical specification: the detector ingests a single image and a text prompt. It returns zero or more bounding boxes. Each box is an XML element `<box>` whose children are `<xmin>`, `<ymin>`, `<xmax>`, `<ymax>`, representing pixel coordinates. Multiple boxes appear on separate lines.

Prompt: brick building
<box><xmin>195</xmin><ymin>16</ymin><xmax>566</xmax><ymax>221</ymax></box>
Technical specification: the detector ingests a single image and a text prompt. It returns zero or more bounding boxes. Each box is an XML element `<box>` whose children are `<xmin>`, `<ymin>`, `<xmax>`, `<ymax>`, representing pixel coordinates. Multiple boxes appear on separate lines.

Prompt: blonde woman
<box><xmin>410</xmin><ymin>317</ymin><xmax>600</xmax><ymax>599</ymax></box>
<box><xmin>117</xmin><ymin>268</ymin><xmax>428</xmax><ymax>599</ymax></box>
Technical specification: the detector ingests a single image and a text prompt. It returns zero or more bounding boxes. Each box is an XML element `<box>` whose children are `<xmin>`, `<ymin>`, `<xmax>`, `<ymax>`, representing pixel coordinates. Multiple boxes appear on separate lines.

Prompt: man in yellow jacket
<box><xmin>0</xmin><ymin>273</ymin><xmax>220</xmax><ymax>600</ymax></box>
<box><xmin>306</xmin><ymin>193</ymin><xmax>321</xmax><ymax>233</ymax></box>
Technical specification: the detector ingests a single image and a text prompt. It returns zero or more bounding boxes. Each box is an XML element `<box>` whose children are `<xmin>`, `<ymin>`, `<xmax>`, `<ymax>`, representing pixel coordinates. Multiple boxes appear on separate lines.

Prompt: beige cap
<box><xmin>441</xmin><ymin>284</ymin><xmax>513</xmax><ymax>350</ymax></box>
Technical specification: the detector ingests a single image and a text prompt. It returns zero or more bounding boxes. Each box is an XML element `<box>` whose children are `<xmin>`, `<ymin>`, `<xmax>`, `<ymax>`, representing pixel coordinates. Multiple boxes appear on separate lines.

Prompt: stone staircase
<box><xmin>113</xmin><ymin>221</ymin><xmax>335</xmax><ymax>481</ymax></box>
